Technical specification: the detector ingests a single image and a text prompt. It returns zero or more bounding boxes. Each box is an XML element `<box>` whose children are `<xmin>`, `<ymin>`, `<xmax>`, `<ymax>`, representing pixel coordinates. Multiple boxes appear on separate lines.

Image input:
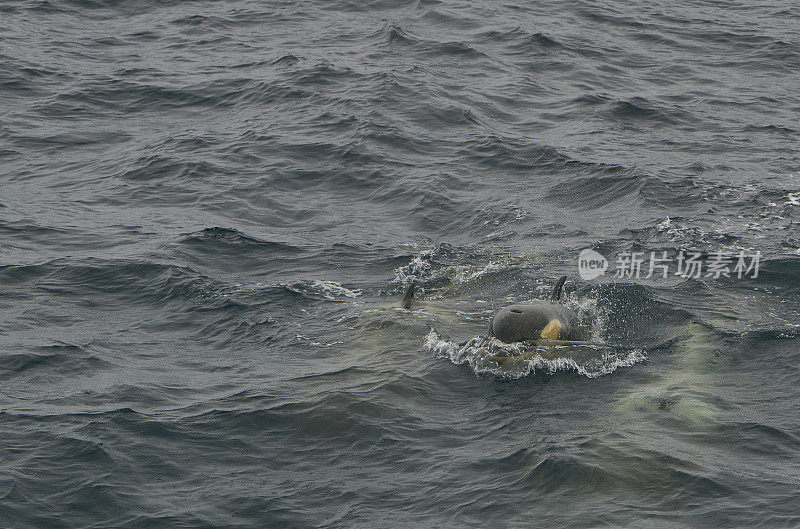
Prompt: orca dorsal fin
<box><xmin>402</xmin><ymin>282</ymin><xmax>415</xmax><ymax>308</ymax></box>
<box><xmin>550</xmin><ymin>275</ymin><xmax>567</xmax><ymax>302</ymax></box>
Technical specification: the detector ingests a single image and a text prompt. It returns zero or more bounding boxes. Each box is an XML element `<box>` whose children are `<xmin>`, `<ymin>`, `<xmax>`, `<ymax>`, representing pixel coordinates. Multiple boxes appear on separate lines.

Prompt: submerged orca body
<box><xmin>489</xmin><ymin>276</ymin><xmax>589</xmax><ymax>343</ymax></box>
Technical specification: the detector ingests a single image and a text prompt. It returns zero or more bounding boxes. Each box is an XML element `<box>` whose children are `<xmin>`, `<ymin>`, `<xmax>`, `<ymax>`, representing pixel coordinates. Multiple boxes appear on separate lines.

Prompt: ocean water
<box><xmin>1</xmin><ymin>0</ymin><xmax>799</xmax><ymax>527</ymax></box>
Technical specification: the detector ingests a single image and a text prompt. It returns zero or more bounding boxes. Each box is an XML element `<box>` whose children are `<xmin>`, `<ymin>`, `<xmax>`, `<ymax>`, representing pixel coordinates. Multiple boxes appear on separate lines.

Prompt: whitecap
<box><xmin>425</xmin><ymin>330</ymin><xmax>646</xmax><ymax>379</ymax></box>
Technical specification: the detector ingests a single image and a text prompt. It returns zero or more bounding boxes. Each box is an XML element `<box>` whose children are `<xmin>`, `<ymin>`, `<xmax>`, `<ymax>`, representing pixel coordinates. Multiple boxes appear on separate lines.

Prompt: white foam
<box><xmin>450</xmin><ymin>262</ymin><xmax>502</xmax><ymax>284</ymax></box>
<box><xmin>310</xmin><ymin>280</ymin><xmax>362</xmax><ymax>299</ymax></box>
<box><xmin>285</xmin><ymin>280</ymin><xmax>362</xmax><ymax>300</ymax></box>
<box><xmin>392</xmin><ymin>251</ymin><xmax>433</xmax><ymax>285</ymax></box>
<box><xmin>424</xmin><ymin>330</ymin><xmax>646</xmax><ymax>379</ymax></box>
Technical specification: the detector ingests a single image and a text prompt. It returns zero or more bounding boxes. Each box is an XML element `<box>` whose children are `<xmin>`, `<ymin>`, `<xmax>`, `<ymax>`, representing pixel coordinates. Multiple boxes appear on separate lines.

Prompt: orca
<box><xmin>489</xmin><ymin>276</ymin><xmax>590</xmax><ymax>343</ymax></box>
<box><xmin>400</xmin><ymin>275</ymin><xmax>589</xmax><ymax>343</ymax></box>
<box><xmin>401</xmin><ymin>282</ymin><xmax>415</xmax><ymax>309</ymax></box>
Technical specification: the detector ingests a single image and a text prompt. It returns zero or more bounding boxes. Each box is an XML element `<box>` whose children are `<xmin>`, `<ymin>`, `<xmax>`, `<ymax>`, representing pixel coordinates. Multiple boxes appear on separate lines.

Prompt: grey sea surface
<box><xmin>1</xmin><ymin>0</ymin><xmax>799</xmax><ymax>527</ymax></box>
